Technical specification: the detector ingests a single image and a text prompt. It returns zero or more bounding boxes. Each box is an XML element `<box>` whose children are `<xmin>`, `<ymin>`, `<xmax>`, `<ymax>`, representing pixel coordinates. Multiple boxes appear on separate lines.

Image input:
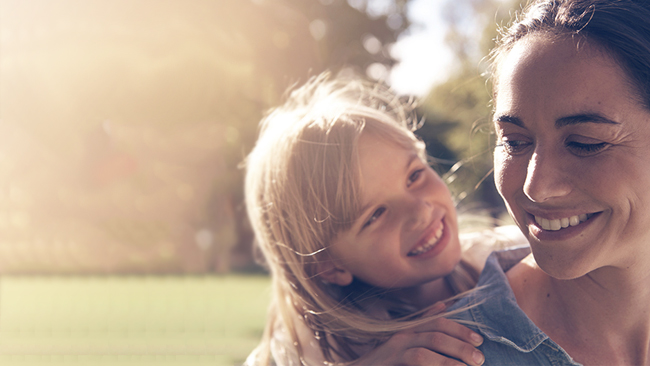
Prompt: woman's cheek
<box><xmin>493</xmin><ymin>149</ymin><xmax>511</xmax><ymax>197</ymax></box>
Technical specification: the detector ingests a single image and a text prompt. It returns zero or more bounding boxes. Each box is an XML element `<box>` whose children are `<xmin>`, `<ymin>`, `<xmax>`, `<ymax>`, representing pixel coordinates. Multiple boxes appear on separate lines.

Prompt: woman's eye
<box><xmin>566</xmin><ymin>141</ymin><xmax>608</xmax><ymax>156</ymax></box>
<box><xmin>363</xmin><ymin>207</ymin><xmax>385</xmax><ymax>228</ymax></box>
<box><xmin>496</xmin><ymin>137</ymin><xmax>531</xmax><ymax>154</ymax></box>
<box><xmin>407</xmin><ymin>169</ymin><xmax>423</xmax><ymax>186</ymax></box>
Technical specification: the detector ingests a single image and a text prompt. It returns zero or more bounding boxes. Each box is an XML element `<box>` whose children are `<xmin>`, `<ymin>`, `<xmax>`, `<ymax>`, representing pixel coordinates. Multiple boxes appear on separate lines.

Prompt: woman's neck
<box><xmin>508</xmin><ymin>253</ymin><xmax>650</xmax><ymax>365</ymax></box>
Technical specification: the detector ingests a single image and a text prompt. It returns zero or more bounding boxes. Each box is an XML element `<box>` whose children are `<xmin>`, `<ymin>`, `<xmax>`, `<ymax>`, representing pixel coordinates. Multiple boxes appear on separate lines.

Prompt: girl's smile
<box><xmin>408</xmin><ymin>216</ymin><xmax>450</xmax><ymax>258</ymax></box>
<box><xmin>326</xmin><ymin>131</ymin><xmax>461</xmax><ymax>290</ymax></box>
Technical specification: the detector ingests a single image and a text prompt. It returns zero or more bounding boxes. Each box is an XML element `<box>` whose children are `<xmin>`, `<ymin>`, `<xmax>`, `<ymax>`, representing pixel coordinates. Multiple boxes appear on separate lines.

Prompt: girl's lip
<box><xmin>411</xmin><ymin>212</ymin><xmax>445</xmax><ymax>251</ymax></box>
<box><xmin>407</xmin><ymin>216</ymin><xmax>449</xmax><ymax>258</ymax></box>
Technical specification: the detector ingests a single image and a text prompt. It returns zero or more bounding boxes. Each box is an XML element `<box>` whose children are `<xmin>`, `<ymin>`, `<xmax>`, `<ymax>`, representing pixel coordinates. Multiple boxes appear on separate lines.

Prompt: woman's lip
<box><xmin>526</xmin><ymin>211</ymin><xmax>601</xmax><ymax>240</ymax></box>
<box><xmin>533</xmin><ymin>213</ymin><xmax>595</xmax><ymax>230</ymax></box>
<box><xmin>525</xmin><ymin>209</ymin><xmax>600</xmax><ymax>220</ymax></box>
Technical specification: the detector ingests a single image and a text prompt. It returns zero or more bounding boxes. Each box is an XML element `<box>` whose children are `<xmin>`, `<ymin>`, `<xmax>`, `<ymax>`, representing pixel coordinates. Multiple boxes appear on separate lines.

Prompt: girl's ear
<box><xmin>318</xmin><ymin>261</ymin><xmax>353</xmax><ymax>286</ymax></box>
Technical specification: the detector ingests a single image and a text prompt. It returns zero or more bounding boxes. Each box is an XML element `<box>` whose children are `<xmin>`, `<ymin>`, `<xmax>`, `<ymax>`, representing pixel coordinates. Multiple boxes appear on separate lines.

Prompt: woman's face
<box><xmin>326</xmin><ymin>132</ymin><xmax>460</xmax><ymax>289</ymax></box>
<box><xmin>493</xmin><ymin>35</ymin><xmax>650</xmax><ymax>279</ymax></box>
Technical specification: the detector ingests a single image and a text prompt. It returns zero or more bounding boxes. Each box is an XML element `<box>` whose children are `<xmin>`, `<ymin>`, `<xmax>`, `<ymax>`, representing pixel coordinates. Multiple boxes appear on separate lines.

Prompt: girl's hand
<box><xmin>350</xmin><ymin>303</ymin><xmax>484</xmax><ymax>366</ymax></box>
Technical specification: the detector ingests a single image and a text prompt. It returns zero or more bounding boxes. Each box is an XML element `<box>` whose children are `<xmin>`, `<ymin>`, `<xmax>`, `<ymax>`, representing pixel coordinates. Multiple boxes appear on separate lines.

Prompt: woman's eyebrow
<box><xmin>494</xmin><ymin>113</ymin><xmax>620</xmax><ymax>128</ymax></box>
<box><xmin>494</xmin><ymin>114</ymin><xmax>523</xmax><ymax>126</ymax></box>
<box><xmin>555</xmin><ymin>113</ymin><xmax>620</xmax><ymax>127</ymax></box>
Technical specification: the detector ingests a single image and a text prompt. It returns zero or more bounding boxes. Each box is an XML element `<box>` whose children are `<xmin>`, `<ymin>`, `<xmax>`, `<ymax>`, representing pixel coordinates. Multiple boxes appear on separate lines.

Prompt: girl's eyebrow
<box><xmin>354</xmin><ymin>151</ymin><xmax>420</xmax><ymax>233</ymax></box>
<box><xmin>494</xmin><ymin>113</ymin><xmax>620</xmax><ymax>128</ymax></box>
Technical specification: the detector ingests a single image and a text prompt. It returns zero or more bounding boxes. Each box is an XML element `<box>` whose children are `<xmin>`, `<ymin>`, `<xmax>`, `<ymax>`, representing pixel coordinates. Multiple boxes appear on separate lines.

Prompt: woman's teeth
<box><xmin>408</xmin><ymin>225</ymin><xmax>444</xmax><ymax>256</ymax></box>
<box><xmin>534</xmin><ymin>213</ymin><xmax>593</xmax><ymax>231</ymax></box>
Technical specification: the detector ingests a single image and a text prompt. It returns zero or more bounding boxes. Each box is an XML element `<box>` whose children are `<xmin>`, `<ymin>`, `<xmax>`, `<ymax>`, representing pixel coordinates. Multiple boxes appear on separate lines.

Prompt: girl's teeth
<box><xmin>534</xmin><ymin>214</ymin><xmax>592</xmax><ymax>231</ymax></box>
<box><xmin>408</xmin><ymin>225</ymin><xmax>444</xmax><ymax>256</ymax></box>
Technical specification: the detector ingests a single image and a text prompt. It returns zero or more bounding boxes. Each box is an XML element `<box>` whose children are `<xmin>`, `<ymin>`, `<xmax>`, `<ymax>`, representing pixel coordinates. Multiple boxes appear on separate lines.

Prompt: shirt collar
<box><xmin>469</xmin><ymin>246</ymin><xmax>550</xmax><ymax>352</ymax></box>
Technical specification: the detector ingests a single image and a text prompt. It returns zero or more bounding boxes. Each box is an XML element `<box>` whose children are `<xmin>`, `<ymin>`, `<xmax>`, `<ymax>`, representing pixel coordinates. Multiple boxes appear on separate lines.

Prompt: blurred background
<box><xmin>0</xmin><ymin>0</ymin><xmax>520</xmax><ymax>365</ymax></box>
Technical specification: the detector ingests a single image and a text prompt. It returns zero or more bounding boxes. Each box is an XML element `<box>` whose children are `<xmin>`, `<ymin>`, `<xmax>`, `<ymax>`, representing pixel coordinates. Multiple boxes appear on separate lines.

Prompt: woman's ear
<box><xmin>317</xmin><ymin>261</ymin><xmax>353</xmax><ymax>286</ymax></box>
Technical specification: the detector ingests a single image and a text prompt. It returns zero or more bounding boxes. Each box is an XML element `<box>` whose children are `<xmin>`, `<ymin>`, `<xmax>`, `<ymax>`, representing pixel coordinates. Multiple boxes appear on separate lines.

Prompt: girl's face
<box><xmin>493</xmin><ymin>35</ymin><xmax>650</xmax><ymax>279</ymax></box>
<box><xmin>324</xmin><ymin>132</ymin><xmax>461</xmax><ymax>289</ymax></box>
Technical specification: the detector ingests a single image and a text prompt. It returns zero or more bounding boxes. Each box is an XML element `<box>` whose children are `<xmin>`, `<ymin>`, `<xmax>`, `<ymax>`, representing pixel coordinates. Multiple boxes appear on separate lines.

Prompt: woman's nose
<box><xmin>523</xmin><ymin>149</ymin><xmax>572</xmax><ymax>202</ymax></box>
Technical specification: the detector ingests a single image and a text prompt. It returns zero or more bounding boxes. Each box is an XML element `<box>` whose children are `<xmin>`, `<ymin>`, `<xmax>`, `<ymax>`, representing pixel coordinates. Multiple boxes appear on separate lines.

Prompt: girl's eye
<box><xmin>496</xmin><ymin>137</ymin><xmax>532</xmax><ymax>155</ymax></box>
<box><xmin>363</xmin><ymin>207</ymin><xmax>385</xmax><ymax>228</ymax></box>
<box><xmin>407</xmin><ymin>169</ymin><xmax>424</xmax><ymax>186</ymax></box>
<box><xmin>566</xmin><ymin>141</ymin><xmax>609</xmax><ymax>156</ymax></box>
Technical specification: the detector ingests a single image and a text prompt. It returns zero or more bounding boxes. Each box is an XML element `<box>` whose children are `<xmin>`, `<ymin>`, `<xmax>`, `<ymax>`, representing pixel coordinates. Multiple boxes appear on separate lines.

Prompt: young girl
<box><xmin>244</xmin><ymin>73</ymin><xmax>515</xmax><ymax>366</ymax></box>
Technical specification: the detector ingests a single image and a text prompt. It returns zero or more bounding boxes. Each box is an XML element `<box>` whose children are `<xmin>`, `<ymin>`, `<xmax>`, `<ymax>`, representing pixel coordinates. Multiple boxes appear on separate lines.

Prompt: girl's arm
<box><xmin>276</xmin><ymin>305</ymin><xmax>484</xmax><ymax>366</ymax></box>
<box><xmin>348</xmin><ymin>307</ymin><xmax>484</xmax><ymax>366</ymax></box>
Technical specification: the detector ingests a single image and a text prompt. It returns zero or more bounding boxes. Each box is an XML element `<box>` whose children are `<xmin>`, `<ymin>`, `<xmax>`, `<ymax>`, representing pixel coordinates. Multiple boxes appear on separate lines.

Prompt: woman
<box><xmin>450</xmin><ymin>0</ymin><xmax>650</xmax><ymax>365</ymax></box>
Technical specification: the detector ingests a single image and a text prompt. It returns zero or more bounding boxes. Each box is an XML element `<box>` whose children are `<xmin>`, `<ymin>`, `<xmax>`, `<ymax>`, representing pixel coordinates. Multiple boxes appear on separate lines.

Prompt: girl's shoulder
<box><xmin>245</xmin><ymin>313</ymin><xmax>327</xmax><ymax>366</ymax></box>
<box><xmin>460</xmin><ymin>225</ymin><xmax>529</xmax><ymax>272</ymax></box>
<box><xmin>271</xmin><ymin>313</ymin><xmax>331</xmax><ymax>366</ymax></box>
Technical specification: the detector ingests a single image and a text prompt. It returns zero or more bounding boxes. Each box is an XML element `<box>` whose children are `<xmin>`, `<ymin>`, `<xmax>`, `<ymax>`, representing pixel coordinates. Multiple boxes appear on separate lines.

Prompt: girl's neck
<box><xmin>508</xmin><ymin>254</ymin><xmax>650</xmax><ymax>365</ymax></box>
<box><xmin>391</xmin><ymin>277</ymin><xmax>454</xmax><ymax>310</ymax></box>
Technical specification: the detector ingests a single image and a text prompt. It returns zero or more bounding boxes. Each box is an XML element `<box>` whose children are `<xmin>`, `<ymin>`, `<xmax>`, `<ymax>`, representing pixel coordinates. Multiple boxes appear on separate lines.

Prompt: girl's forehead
<box><xmin>358</xmin><ymin>134</ymin><xmax>420</xmax><ymax>174</ymax></box>
<box><xmin>357</xmin><ymin>135</ymin><xmax>418</xmax><ymax>168</ymax></box>
<box><xmin>359</xmin><ymin>127</ymin><xmax>415</xmax><ymax>148</ymax></box>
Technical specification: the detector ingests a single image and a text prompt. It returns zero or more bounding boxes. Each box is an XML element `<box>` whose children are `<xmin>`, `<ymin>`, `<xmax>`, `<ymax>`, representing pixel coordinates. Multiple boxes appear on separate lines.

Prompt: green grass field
<box><xmin>0</xmin><ymin>274</ymin><xmax>271</xmax><ymax>366</ymax></box>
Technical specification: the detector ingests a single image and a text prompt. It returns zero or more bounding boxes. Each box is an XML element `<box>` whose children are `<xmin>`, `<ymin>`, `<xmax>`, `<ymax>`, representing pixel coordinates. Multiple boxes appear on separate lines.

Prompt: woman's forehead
<box><xmin>496</xmin><ymin>35</ymin><xmax>623</xmax><ymax>87</ymax></box>
<box><xmin>496</xmin><ymin>36</ymin><xmax>630</xmax><ymax>102</ymax></box>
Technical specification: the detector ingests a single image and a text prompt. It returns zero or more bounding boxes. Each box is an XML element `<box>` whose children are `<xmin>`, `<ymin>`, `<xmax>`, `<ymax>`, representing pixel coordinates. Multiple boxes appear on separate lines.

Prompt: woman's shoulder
<box><xmin>460</xmin><ymin>225</ymin><xmax>528</xmax><ymax>272</ymax></box>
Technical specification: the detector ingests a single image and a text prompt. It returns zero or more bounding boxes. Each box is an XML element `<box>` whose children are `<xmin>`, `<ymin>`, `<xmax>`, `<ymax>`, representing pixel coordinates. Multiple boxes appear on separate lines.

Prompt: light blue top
<box><xmin>449</xmin><ymin>247</ymin><xmax>582</xmax><ymax>366</ymax></box>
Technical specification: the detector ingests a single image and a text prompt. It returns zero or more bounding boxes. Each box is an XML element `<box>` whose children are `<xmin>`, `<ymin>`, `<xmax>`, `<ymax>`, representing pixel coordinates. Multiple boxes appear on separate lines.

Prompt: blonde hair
<box><xmin>245</xmin><ymin>73</ymin><xmax>478</xmax><ymax>365</ymax></box>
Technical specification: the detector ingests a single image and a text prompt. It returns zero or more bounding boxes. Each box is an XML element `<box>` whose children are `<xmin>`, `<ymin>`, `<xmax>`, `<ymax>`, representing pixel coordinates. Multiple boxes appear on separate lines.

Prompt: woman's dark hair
<box><xmin>491</xmin><ymin>0</ymin><xmax>650</xmax><ymax>108</ymax></box>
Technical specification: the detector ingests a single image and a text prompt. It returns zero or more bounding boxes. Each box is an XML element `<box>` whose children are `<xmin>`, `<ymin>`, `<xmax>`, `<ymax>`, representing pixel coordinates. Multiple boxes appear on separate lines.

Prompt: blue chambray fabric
<box><xmin>449</xmin><ymin>247</ymin><xmax>582</xmax><ymax>366</ymax></box>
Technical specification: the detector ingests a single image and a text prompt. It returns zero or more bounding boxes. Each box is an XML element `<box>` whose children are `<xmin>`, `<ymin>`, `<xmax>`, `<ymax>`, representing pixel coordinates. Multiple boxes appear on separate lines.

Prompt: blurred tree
<box><xmin>1</xmin><ymin>0</ymin><xmax>530</xmax><ymax>273</ymax></box>
<box><xmin>196</xmin><ymin>0</ymin><xmax>415</xmax><ymax>270</ymax></box>
<box><xmin>210</xmin><ymin>0</ymin><xmax>413</xmax><ymax>268</ymax></box>
<box><xmin>417</xmin><ymin>0</ymin><xmax>522</xmax><ymax>220</ymax></box>
<box><xmin>0</xmin><ymin>0</ymin><xmax>415</xmax><ymax>273</ymax></box>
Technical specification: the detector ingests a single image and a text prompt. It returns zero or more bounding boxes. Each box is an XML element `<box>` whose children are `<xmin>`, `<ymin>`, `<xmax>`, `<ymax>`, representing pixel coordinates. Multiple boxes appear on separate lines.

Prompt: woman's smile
<box><xmin>493</xmin><ymin>35</ymin><xmax>650</xmax><ymax>278</ymax></box>
<box><xmin>533</xmin><ymin>213</ymin><xmax>592</xmax><ymax>231</ymax></box>
<box><xmin>525</xmin><ymin>210</ymin><xmax>601</xmax><ymax>241</ymax></box>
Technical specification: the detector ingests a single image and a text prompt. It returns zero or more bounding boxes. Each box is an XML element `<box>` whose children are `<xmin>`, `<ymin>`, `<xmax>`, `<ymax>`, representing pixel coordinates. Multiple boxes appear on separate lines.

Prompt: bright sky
<box><xmin>389</xmin><ymin>0</ymin><xmax>453</xmax><ymax>96</ymax></box>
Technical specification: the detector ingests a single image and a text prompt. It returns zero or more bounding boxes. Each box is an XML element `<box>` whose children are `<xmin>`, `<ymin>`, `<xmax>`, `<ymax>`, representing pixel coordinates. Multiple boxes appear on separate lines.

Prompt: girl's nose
<box><xmin>403</xmin><ymin>195</ymin><xmax>432</xmax><ymax>230</ymax></box>
<box><xmin>523</xmin><ymin>150</ymin><xmax>572</xmax><ymax>202</ymax></box>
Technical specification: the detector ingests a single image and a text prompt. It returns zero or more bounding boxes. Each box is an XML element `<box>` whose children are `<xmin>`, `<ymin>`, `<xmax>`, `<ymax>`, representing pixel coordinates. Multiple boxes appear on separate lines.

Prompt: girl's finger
<box><xmin>402</xmin><ymin>347</ymin><xmax>467</xmax><ymax>366</ymax></box>
<box><xmin>413</xmin><ymin>317</ymin><xmax>483</xmax><ymax>347</ymax></box>
<box><xmin>412</xmin><ymin>331</ymin><xmax>485</xmax><ymax>366</ymax></box>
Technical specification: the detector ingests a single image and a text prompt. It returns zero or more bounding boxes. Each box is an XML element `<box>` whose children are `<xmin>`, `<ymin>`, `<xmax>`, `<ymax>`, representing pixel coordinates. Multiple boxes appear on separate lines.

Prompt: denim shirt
<box><xmin>450</xmin><ymin>247</ymin><xmax>582</xmax><ymax>366</ymax></box>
